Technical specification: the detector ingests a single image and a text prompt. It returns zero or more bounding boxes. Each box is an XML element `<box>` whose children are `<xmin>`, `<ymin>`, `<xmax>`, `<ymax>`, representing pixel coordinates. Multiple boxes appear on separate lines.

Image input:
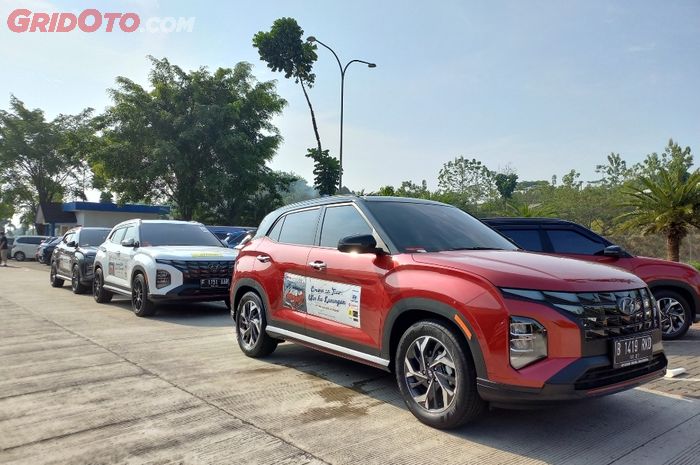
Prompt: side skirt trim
<box><xmin>103</xmin><ymin>284</ymin><xmax>130</xmax><ymax>296</ymax></box>
<box><xmin>266</xmin><ymin>325</ymin><xmax>390</xmax><ymax>369</ymax></box>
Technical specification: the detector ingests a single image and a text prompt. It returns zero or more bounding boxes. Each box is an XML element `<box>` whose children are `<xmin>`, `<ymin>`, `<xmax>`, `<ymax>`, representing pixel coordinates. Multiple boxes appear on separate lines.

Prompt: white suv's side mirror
<box><xmin>121</xmin><ymin>238</ymin><xmax>138</xmax><ymax>248</ymax></box>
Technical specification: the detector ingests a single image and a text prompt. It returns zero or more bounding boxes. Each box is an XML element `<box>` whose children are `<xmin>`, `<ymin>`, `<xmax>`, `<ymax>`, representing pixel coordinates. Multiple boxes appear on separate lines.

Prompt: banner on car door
<box><xmin>283</xmin><ymin>272</ymin><xmax>361</xmax><ymax>328</ymax></box>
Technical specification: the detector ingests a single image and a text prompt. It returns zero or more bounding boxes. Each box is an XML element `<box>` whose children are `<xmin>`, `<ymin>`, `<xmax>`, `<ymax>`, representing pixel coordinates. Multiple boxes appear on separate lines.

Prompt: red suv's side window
<box><xmin>277</xmin><ymin>209</ymin><xmax>319</xmax><ymax>246</ymax></box>
<box><xmin>319</xmin><ymin>205</ymin><xmax>372</xmax><ymax>248</ymax></box>
<box><xmin>546</xmin><ymin>229</ymin><xmax>604</xmax><ymax>255</ymax></box>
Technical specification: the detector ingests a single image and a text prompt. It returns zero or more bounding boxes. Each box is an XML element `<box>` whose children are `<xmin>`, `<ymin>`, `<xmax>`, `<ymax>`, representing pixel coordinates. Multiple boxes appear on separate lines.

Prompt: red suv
<box><xmin>231</xmin><ymin>197</ymin><xmax>666</xmax><ymax>429</ymax></box>
<box><xmin>483</xmin><ymin>217</ymin><xmax>700</xmax><ymax>340</ymax></box>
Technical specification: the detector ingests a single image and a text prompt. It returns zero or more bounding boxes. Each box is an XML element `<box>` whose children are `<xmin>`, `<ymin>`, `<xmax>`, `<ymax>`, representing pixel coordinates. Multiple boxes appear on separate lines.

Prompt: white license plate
<box><xmin>612</xmin><ymin>333</ymin><xmax>653</xmax><ymax>369</ymax></box>
<box><xmin>200</xmin><ymin>278</ymin><xmax>230</xmax><ymax>289</ymax></box>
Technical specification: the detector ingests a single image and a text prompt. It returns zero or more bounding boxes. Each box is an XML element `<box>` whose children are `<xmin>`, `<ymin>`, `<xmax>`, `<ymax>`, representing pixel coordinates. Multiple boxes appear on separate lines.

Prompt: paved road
<box><xmin>1</xmin><ymin>261</ymin><xmax>699</xmax><ymax>465</ymax></box>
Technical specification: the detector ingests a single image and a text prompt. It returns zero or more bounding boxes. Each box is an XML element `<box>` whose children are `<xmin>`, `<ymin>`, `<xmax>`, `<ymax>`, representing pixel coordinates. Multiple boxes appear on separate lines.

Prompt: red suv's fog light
<box><xmin>510</xmin><ymin>316</ymin><xmax>547</xmax><ymax>369</ymax></box>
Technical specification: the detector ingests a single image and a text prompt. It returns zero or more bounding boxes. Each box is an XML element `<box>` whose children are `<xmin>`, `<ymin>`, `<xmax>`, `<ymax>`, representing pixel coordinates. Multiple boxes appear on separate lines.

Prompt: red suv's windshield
<box><xmin>364</xmin><ymin>201</ymin><xmax>518</xmax><ymax>253</ymax></box>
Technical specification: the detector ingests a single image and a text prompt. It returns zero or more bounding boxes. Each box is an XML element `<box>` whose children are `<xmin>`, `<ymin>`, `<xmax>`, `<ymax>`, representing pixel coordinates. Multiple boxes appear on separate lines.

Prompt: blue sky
<box><xmin>1</xmin><ymin>0</ymin><xmax>699</xmax><ymax>194</ymax></box>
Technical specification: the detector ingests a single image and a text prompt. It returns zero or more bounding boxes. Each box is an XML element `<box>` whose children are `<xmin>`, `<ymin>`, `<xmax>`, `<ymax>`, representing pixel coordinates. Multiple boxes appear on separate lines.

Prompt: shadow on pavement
<box><xmin>252</xmin><ymin>342</ymin><xmax>699</xmax><ymax>464</ymax></box>
<box><xmin>109</xmin><ymin>297</ymin><xmax>232</xmax><ymax>327</ymax></box>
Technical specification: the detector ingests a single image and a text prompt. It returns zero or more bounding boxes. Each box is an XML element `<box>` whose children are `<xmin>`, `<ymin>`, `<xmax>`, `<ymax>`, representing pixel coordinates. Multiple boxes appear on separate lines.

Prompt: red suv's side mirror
<box><xmin>603</xmin><ymin>245</ymin><xmax>624</xmax><ymax>257</ymax></box>
<box><xmin>338</xmin><ymin>234</ymin><xmax>379</xmax><ymax>254</ymax></box>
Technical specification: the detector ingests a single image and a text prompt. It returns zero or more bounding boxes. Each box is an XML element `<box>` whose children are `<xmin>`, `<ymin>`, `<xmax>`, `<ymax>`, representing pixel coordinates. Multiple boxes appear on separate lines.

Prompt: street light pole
<box><xmin>306</xmin><ymin>36</ymin><xmax>375</xmax><ymax>191</ymax></box>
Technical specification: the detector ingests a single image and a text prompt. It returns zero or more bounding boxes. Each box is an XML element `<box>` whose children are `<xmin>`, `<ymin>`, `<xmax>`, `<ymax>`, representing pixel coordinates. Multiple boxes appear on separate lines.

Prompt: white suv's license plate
<box><xmin>200</xmin><ymin>278</ymin><xmax>230</xmax><ymax>289</ymax></box>
<box><xmin>612</xmin><ymin>332</ymin><xmax>653</xmax><ymax>369</ymax></box>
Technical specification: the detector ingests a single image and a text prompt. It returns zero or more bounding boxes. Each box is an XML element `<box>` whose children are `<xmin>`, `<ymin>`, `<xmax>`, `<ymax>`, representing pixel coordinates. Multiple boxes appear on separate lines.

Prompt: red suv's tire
<box><xmin>236</xmin><ymin>291</ymin><xmax>278</xmax><ymax>357</ymax></box>
<box><xmin>655</xmin><ymin>289</ymin><xmax>692</xmax><ymax>340</ymax></box>
<box><xmin>395</xmin><ymin>319</ymin><xmax>485</xmax><ymax>429</ymax></box>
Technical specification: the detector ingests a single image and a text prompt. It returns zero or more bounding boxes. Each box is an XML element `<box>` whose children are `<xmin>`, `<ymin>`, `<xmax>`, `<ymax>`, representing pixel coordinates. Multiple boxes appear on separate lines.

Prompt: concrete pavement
<box><xmin>1</xmin><ymin>261</ymin><xmax>699</xmax><ymax>465</ymax></box>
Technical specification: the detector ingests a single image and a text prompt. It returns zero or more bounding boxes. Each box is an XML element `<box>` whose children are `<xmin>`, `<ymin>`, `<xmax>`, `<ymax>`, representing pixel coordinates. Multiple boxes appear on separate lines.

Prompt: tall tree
<box><xmin>618</xmin><ymin>143</ymin><xmax>700</xmax><ymax>261</ymax></box>
<box><xmin>437</xmin><ymin>156</ymin><xmax>496</xmax><ymax>208</ymax></box>
<box><xmin>595</xmin><ymin>153</ymin><xmax>629</xmax><ymax>186</ymax></box>
<box><xmin>633</xmin><ymin>139</ymin><xmax>693</xmax><ymax>178</ymax></box>
<box><xmin>0</xmin><ymin>96</ymin><xmax>94</xmax><ymax>231</ymax></box>
<box><xmin>494</xmin><ymin>172</ymin><xmax>518</xmax><ymax>200</ymax></box>
<box><xmin>93</xmin><ymin>57</ymin><xmax>287</xmax><ymax>222</ymax></box>
<box><xmin>253</xmin><ymin>19</ymin><xmax>324</xmax><ymax>160</ymax></box>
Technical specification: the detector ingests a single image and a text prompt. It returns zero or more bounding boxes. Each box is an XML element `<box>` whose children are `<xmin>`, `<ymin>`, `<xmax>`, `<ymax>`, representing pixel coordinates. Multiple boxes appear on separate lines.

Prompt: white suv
<box><xmin>92</xmin><ymin>219</ymin><xmax>238</xmax><ymax>316</ymax></box>
<box><xmin>11</xmin><ymin>235</ymin><xmax>49</xmax><ymax>261</ymax></box>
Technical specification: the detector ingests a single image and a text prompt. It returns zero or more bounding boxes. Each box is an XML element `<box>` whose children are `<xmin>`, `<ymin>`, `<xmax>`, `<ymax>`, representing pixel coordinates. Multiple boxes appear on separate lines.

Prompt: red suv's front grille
<box><xmin>575</xmin><ymin>289</ymin><xmax>659</xmax><ymax>340</ymax></box>
<box><xmin>501</xmin><ymin>287</ymin><xmax>660</xmax><ymax>340</ymax></box>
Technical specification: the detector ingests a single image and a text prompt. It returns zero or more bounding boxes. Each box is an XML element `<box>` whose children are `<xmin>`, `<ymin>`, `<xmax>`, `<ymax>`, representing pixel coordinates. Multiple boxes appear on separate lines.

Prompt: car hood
<box><xmin>138</xmin><ymin>246</ymin><xmax>238</xmax><ymax>261</ymax></box>
<box><xmin>412</xmin><ymin>250</ymin><xmax>645</xmax><ymax>292</ymax></box>
<box><xmin>78</xmin><ymin>246</ymin><xmax>99</xmax><ymax>255</ymax></box>
<box><xmin>634</xmin><ymin>255</ymin><xmax>697</xmax><ymax>271</ymax></box>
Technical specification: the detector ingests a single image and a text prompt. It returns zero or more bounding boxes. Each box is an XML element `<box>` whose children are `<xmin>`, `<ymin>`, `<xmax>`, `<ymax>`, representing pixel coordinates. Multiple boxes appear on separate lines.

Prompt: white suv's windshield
<box><xmin>139</xmin><ymin>223</ymin><xmax>224</xmax><ymax>247</ymax></box>
<box><xmin>364</xmin><ymin>201</ymin><xmax>518</xmax><ymax>253</ymax></box>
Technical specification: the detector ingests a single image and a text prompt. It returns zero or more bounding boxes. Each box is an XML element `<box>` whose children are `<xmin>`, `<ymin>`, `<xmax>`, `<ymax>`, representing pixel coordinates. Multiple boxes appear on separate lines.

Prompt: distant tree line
<box><xmin>1</xmin><ymin>15</ymin><xmax>697</xmax><ymax>263</ymax></box>
<box><xmin>370</xmin><ymin>140</ymin><xmax>700</xmax><ymax>262</ymax></box>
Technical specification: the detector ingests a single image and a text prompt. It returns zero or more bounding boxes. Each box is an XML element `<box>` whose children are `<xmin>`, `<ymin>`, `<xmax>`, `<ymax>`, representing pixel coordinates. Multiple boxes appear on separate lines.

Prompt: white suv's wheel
<box><xmin>93</xmin><ymin>268</ymin><xmax>113</xmax><ymax>303</ymax></box>
<box><xmin>131</xmin><ymin>273</ymin><xmax>156</xmax><ymax>317</ymax></box>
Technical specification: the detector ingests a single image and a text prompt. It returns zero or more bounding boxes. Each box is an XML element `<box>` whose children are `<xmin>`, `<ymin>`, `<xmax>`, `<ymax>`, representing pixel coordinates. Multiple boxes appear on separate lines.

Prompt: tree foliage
<box><xmin>494</xmin><ymin>172</ymin><xmax>518</xmax><ymax>199</ymax></box>
<box><xmin>93</xmin><ymin>57</ymin><xmax>288</xmax><ymax>224</ymax></box>
<box><xmin>618</xmin><ymin>141</ymin><xmax>700</xmax><ymax>261</ymax></box>
<box><xmin>306</xmin><ymin>148</ymin><xmax>340</xmax><ymax>196</ymax></box>
<box><xmin>253</xmin><ymin>18</ymin><xmax>324</xmax><ymax>159</ymax></box>
<box><xmin>595</xmin><ymin>153</ymin><xmax>629</xmax><ymax>186</ymax></box>
<box><xmin>437</xmin><ymin>156</ymin><xmax>496</xmax><ymax>209</ymax></box>
<box><xmin>0</xmin><ymin>96</ymin><xmax>94</xmax><ymax>230</ymax></box>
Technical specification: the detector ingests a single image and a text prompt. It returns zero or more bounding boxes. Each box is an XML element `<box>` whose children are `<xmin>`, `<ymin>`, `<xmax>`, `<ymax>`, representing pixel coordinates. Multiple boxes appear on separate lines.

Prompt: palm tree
<box><xmin>618</xmin><ymin>165</ymin><xmax>700</xmax><ymax>262</ymax></box>
<box><xmin>506</xmin><ymin>202</ymin><xmax>554</xmax><ymax>218</ymax></box>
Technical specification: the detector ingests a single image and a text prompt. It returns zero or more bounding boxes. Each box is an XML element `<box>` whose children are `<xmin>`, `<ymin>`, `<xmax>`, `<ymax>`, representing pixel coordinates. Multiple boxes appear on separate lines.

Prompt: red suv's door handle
<box><xmin>308</xmin><ymin>260</ymin><xmax>327</xmax><ymax>271</ymax></box>
<box><xmin>256</xmin><ymin>255</ymin><xmax>271</xmax><ymax>263</ymax></box>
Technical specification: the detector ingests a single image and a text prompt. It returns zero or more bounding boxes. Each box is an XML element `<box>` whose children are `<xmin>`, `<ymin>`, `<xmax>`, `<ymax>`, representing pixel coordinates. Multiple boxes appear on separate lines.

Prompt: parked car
<box><xmin>206</xmin><ymin>226</ymin><xmax>255</xmax><ymax>248</ymax></box>
<box><xmin>36</xmin><ymin>237</ymin><xmax>61</xmax><ymax>264</ymax></box>
<box><xmin>231</xmin><ymin>196</ymin><xmax>666</xmax><ymax>429</ymax></box>
<box><xmin>49</xmin><ymin>228</ymin><xmax>111</xmax><ymax>293</ymax></box>
<box><xmin>92</xmin><ymin>220</ymin><xmax>238</xmax><ymax>316</ymax></box>
<box><xmin>233</xmin><ymin>229</ymin><xmax>257</xmax><ymax>251</ymax></box>
<box><xmin>10</xmin><ymin>235</ymin><xmax>49</xmax><ymax>261</ymax></box>
<box><xmin>483</xmin><ymin>217</ymin><xmax>700</xmax><ymax>340</ymax></box>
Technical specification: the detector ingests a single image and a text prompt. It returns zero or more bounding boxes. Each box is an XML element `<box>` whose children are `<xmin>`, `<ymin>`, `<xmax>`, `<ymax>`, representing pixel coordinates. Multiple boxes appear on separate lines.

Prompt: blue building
<box><xmin>36</xmin><ymin>202</ymin><xmax>171</xmax><ymax>236</ymax></box>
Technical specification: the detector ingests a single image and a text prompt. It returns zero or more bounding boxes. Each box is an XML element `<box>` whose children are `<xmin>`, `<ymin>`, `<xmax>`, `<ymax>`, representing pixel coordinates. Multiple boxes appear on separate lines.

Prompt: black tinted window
<box><xmin>140</xmin><ymin>223</ymin><xmax>222</xmax><ymax>247</ymax></box>
<box><xmin>364</xmin><ymin>201</ymin><xmax>517</xmax><ymax>253</ymax></box>
<box><xmin>268</xmin><ymin>217</ymin><xmax>284</xmax><ymax>241</ymax></box>
<box><xmin>500</xmin><ymin>229</ymin><xmax>544</xmax><ymax>252</ymax></box>
<box><xmin>278</xmin><ymin>209</ymin><xmax>320</xmax><ymax>246</ymax></box>
<box><xmin>320</xmin><ymin>205</ymin><xmax>372</xmax><ymax>247</ymax></box>
<box><xmin>547</xmin><ymin>229</ymin><xmax>604</xmax><ymax>255</ymax></box>
<box><xmin>78</xmin><ymin>229</ymin><xmax>109</xmax><ymax>246</ymax></box>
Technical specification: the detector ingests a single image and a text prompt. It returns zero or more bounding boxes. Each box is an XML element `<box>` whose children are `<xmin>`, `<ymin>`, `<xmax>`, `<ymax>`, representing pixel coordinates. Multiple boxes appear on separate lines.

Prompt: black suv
<box><xmin>50</xmin><ymin>227</ymin><xmax>111</xmax><ymax>294</ymax></box>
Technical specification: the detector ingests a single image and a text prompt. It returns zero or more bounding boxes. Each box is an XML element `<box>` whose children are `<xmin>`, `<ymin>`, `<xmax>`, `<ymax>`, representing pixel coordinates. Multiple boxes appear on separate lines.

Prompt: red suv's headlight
<box><xmin>509</xmin><ymin>316</ymin><xmax>548</xmax><ymax>369</ymax></box>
